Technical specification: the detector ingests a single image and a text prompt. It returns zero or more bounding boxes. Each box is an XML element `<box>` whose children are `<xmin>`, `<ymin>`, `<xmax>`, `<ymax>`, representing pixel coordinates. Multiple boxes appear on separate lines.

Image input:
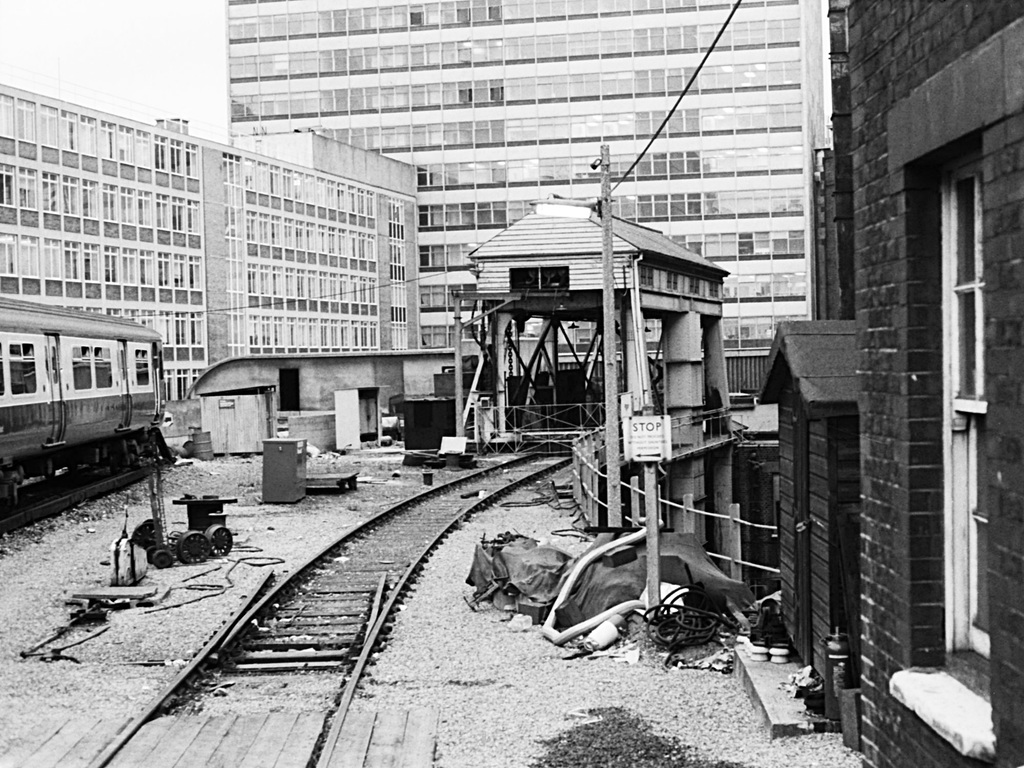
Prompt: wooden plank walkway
<box><xmin>319</xmin><ymin>708</ymin><xmax>438</xmax><ymax>768</ymax></box>
<box><xmin>0</xmin><ymin>716</ymin><xmax>130</xmax><ymax>768</ymax></box>
<box><xmin>106</xmin><ymin>712</ymin><xmax>325</xmax><ymax>768</ymax></box>
<box><xmin>0</xmin><ymin>708</ymin><xmax>436</xmax><ymax>768</ymax></box>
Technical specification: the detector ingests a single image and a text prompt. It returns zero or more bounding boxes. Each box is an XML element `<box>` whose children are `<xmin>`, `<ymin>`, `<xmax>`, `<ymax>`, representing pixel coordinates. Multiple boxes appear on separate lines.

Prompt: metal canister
<box><xmin>824</xmin><ymin>632</ymin><xmax>850</xmax><ymax>720</ymax></box>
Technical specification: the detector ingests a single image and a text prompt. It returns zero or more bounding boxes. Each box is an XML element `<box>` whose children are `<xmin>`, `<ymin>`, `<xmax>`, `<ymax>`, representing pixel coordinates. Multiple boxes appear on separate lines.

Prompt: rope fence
<box><xmin>571</xmin><ymin>429</ymin><xmax>780</xmax><ymax>579</ymax></box>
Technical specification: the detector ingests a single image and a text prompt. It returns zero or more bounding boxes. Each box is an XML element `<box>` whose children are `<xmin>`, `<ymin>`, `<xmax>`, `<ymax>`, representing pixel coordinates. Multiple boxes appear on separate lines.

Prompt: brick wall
<box><xmin>849</xmin><ymin>3</ymin><xmax>1024</xmax><ymax>767</ymax></box>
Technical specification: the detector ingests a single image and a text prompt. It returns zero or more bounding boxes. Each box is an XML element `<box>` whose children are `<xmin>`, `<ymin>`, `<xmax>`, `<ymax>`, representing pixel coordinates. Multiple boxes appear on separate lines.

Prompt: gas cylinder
<box><xmin>823</xmin><ymin>632</ymin><xmax>850</xmax><ymax>720</ymax></box>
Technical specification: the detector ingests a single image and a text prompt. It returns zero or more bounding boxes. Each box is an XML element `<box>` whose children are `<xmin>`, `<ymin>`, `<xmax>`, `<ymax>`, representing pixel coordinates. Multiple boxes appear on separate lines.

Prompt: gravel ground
<box><xmin>0</xmin><ymin>449</ymin><xmax>425</xmax><ymax>754</ymax></box>
<box><xmin>0</xmin><ymin>451</ymin><xmax>861</xmax><ymax>768</ymax></box>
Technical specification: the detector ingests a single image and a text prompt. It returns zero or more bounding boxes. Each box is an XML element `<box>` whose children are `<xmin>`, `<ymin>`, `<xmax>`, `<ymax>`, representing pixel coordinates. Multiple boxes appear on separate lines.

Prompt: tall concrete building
<box><xmin>0</xmin><ymin>83</ymin><xmax>419</xmax><ymax>400</ymax></box>
<box><xmin>226</xmin><ymin>0</ymin><xmax>825</xmax><ymax>385</ymax></box>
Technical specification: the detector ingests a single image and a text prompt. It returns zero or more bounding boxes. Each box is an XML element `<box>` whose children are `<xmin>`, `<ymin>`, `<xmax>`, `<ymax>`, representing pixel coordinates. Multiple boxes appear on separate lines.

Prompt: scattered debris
<box><xmin>588</xmin><ymin>642</ymin><xmax>640</xmax><ymax>665</ymax></box>
<box><xmin>507</xmin><ymin>614</ymin><xmax>533</xmax><ymax>632</ymax></box>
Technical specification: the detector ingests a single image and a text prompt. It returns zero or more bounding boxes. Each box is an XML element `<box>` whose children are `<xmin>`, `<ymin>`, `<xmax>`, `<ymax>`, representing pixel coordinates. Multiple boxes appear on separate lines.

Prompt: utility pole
<box><xmin>453</xmin><ymin>293</ymin><xmax>464</xmax><ymax>437</ymax></box>
<box><xmin>599</xmin><ymin>144</ymin><xmax>621</xmax><ymax>527</ymax></box>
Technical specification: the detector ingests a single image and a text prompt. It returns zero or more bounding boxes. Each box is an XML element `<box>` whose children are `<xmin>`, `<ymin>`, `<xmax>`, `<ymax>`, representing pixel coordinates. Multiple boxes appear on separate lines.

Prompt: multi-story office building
<box><xmin>226</xmin><ymin>0</ymin><xmax>825</xmax><ymax>380</ymax></box>
<box><xmin>0</xmin><ymin>84</ymin><xmax>419</xmax><ymax>400</ymax></box>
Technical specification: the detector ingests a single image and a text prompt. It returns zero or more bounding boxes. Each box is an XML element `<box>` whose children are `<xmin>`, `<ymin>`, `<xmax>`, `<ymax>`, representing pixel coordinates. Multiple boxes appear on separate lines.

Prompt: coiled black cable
<box><xmin>642</xmin><ymin>584</ymin><xmax>729</xmax><ymax>661</ymax></box>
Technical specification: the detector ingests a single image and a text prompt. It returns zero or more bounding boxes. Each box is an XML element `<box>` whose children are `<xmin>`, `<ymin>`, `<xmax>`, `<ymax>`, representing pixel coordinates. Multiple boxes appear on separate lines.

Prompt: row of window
<box><xmin>245</xmin><ymin>263</ymin><xmax>379</xmax><ymax>306</ymax></box>
<box><xmin>419</xmin><ymin>243</ymin><xmax>473</xmax><ymax>269</ymax></box>
<box><xmin>0</xmin><ymin>234</ymin><xmax>202</xmax><ymax>289</ymax></box>
<box><xmin>684</xmin><ymin>230</ymin><xmax>805</xmax><ymax>260</ymax></box>
<box><xmin>721</xmin><ymin>314</ymin><xmax>804</xmax><ymax>348</ymax></box>
<box><xmin>230</xmin><ymin>19</ymin><xmax>799</xmax><ymax>79</ymax></box>
<box><xmin>0</xmin><ymin>165</ymin><xmax>202</xmax><ymax>234</ymax></box>
<box><xmin>419</xmin><ymin>283</ymin><xmax>473</xmax><ymax>307</ymax></box>
<box><xmin>232</xmin><ymin>60</ymin><xmax>801</xmax><ymax>119</ymax></box>
<box><xmin>415</xmin><ymin>188</ymin><xmax>803</xmax><ymax>230</ymax></box>
<box><xmin>420</xmin><ymin>324</ymin><xmax>455</xmax><ymax>348</ymax></box>
<box><xmin>418</xmin><ymin>231</ymin><xmax>806</xmax><ymax>271</ymax></box>
<box><xmin>230</xmin><ymin>154</ymin><xmax>378</xmax><ymax>220</ymax></box>
<box><xmin>0</xmin><ymin>341</ymin><xmax>151</xmax><ymax>397</ymax></box>
<box><xmin>0</xmin><ymin>96</ymin><xmax>199</xmax><ymax>177</ymax></box>
<box><xmin>388</xmin><ymin>200</ymin><xmax>410</xmax><ymax>350</ymax></box>
<box><xmin>416</xmin><ymin>145</ymin><xmax>802</xmax><ymax>189</ymax></box>
<box><xmin>166</xmin><ymin>366</ymin><xmax>202</xmax><ymax>402</ymax></box>
<box><xmin>228</xmin><ymin>0</ymin><xmax>790</xmax><ymax>38</ymax></box>
<box><xmin>129</xmin><ymin>312</ymin><xmax>205</xmax><ymax>351</ymax></box>
<box><xmin>333</xmin><ymin>101</ymin><xmax>800</xmax><ymax>152</ymax></box>
<box><xmin>722</xmin><ymin>272</ymin><xmax>806</xmax><ymax>300</ymax></box>
<box><xmin>247</xmin><ymin>313</ymin><xmax>379</xmax><ymax>351</ymax></box>
<box><xmin>243</xmin><ymin>210</ymin><xmax>377</xmax><ymax>262</ymax></box>
<box><xmin>418</xmin><ymin>199</ymin><xmax>532</xmax><ymax>229</ymax></box>
<box><xmin>637</xmin><ymin>266</ymin><xmax>722</xmax><ymax>298</ymax></box>
<box><xmin>624</xmin><ymin>188</ymin><xmax>804</xmax><ymax>220</ymax></box>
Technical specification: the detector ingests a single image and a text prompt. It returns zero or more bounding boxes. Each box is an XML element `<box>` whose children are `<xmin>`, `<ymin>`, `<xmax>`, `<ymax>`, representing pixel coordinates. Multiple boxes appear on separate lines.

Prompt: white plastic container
<box><xmin>582</xmin><ymin>614</ymin><xmax>626</xmax><ymax>651</ymax></box>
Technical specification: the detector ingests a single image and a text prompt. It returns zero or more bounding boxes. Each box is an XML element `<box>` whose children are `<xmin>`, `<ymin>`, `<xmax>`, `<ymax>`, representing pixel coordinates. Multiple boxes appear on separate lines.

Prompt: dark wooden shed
<box><xmin>760</xmin><ymin>320</ymin><xmax>860</xmax><ymax>680</ymax></box>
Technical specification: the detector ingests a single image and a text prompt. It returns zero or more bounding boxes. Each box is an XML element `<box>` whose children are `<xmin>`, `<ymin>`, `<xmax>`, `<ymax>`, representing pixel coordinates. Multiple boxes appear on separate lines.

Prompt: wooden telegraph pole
<box><xmin>599</xmin><ymin>144</ymin><xmax>622</xmax><ymax>529</ymax></box>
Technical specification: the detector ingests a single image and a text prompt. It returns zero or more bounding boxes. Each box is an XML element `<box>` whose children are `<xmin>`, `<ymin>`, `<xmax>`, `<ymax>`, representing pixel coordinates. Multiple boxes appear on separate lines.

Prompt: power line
<box><xmin>612</xmin><ymin>0</ymin><xmax>744</xmax><ymax>194</ymax></box>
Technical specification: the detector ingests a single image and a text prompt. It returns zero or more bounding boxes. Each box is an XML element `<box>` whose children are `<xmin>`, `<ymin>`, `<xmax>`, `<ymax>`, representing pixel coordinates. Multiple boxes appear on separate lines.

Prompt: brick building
<box><xmin>848</xmin><ymin>4</ymin><xmax>1024</xmax><ymax>766</ymax></box>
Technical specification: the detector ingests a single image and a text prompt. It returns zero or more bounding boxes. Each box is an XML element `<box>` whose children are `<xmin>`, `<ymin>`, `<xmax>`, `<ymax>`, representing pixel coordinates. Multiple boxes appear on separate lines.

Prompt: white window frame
<box><xmin>942</xmin><ymin>157</ymin><xmax>989</xmax><ymax>659</ymax></box>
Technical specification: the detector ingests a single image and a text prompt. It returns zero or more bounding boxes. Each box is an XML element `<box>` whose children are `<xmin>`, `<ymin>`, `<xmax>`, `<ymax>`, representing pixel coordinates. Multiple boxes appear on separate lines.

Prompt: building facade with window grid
<box><xmin>226</xmin><ymin>0</ymin><xmax>824</xmax><ymax>365</ymax></box>
<box><xmin>0</xmin><ymin>84</ymin><xmax>419</xmax><ymax>400</ymax></box>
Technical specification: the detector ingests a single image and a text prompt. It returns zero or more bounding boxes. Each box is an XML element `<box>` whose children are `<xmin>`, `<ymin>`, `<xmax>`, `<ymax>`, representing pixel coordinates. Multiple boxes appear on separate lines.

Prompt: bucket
<box><xmin>191</xmin><ymin>431</ymin><xmax>214</xmax><ymax>461</ymax></box>
<box><xmin>423</xmin><ymin>470</ymin><xmax>434</xmax><ymax>486</ymax></box>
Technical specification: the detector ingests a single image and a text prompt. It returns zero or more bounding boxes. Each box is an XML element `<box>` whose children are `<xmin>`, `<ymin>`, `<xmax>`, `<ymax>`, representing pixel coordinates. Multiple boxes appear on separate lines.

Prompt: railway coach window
<box><xmin>135</xmin><ymin>349</ymin><xmax>150</xmax><ymax>387</ymax></box>
<box><xmin>72</xmin><ymin>346</ymin><xmax>92</xmax><ymax>390</ymax></box>
<box><xmin>94</xmin><ymin>348</ymin><xmax>113</xmax><ymax>388</ymax></box>
<box><xmin>9</xmin><ymin>343</ymin><xmax>36</xmax><ymax>395</ymax></box>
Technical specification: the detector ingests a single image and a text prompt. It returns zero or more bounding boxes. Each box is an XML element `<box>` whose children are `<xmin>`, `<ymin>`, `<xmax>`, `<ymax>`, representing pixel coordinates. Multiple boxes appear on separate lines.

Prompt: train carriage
<box><xmin>0</xmin><ymin>297</ymin><xmax>163</xmax><ymax>500</ymax></box>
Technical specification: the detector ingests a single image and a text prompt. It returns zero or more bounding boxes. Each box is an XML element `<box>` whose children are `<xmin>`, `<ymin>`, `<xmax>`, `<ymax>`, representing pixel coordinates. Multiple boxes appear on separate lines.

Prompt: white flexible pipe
<box><xmin>540</xmin><ymin>528</ymin><xmax>647</xmax><ymax>646</ymax></box>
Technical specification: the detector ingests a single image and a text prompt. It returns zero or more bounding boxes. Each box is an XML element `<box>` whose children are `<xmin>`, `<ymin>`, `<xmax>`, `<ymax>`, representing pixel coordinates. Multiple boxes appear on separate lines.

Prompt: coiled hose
<box><xmin>642</xmin><ymin>584</ymin><xmax>733</xmax><ymax>665</ymax></box>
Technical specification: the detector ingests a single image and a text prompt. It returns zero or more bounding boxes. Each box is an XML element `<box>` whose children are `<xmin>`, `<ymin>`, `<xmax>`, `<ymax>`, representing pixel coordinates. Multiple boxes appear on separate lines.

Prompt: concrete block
<box><xmin>840</xmin><ymin>687</ymin><xmax>862</xmax><ymax>752</ymax></box>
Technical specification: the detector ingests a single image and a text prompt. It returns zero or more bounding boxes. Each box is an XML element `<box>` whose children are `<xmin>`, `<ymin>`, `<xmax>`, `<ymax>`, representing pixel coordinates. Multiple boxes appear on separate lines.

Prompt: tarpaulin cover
<box><xmin>553</xmin><ymin>532</ymin><xmax>756</xmax><ymax>629</ymax></box>
<box><xmin>466</xmin><ymin>536</ymin><xmax>574</xmax><ymax>605</ymax></box>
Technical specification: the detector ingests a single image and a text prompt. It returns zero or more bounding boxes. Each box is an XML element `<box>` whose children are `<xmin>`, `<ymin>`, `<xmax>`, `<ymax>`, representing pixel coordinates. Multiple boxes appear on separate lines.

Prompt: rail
<box><xmin>85</xmin><ymin>451</ymin><xmax>561</xmax><ymax>768</ymax></box>
<box><xmin>317</xmin><ymin>455</ymin><xmax>570</xmax><ymax>766</ymax></box>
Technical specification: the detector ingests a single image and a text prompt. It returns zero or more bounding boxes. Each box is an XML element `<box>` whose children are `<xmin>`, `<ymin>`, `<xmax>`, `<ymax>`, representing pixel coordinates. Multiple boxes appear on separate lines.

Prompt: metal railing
<box><xmin>670</xmin><ymin>407</ymin><xmax>731</xmax><ymax>449</ymax></box>
<box><xmin>503</xmin><ymin>402</ymin><xmax>604</xmax><ymax>433</ymax></box>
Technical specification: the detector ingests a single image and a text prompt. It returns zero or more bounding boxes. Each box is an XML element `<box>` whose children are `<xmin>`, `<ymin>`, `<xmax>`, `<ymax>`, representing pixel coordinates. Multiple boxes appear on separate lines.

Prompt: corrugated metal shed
<box><xmin>760</xmin><ymin>320</ymin><xmax>858</xmax><ymax>417</ymax></box>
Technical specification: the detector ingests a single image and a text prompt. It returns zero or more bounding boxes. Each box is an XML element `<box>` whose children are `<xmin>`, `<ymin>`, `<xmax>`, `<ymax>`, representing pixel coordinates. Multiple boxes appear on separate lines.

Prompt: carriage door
<box><xmin>44</xmin><ymin>334</ymin><xmax>67</xmax><ymax>446</ymax></box>
<box><xmin>117</xmin><ymin>340</ymin><xmax>133</xmax><ymax>430</ymax></box>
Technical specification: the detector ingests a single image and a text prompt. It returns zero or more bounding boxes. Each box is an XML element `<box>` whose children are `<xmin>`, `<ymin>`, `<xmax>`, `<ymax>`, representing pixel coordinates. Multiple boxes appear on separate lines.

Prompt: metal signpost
<box><xmin>625</xmin><ymin>414</ymin><xmax>671</xmax><ymax>605</ymax></box>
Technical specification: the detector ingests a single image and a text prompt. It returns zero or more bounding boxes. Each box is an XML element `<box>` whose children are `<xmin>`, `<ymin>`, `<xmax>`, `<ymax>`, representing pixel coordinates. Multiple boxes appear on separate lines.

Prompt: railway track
<box><xmin>0</xmin><ymin>466</ymin><xmax>151</xmax><ymax>537</ymax></box>
<box><xmin>87</xmin><ymin>451</ymin><xmax>570</xmax><ymax>768</ymax></box>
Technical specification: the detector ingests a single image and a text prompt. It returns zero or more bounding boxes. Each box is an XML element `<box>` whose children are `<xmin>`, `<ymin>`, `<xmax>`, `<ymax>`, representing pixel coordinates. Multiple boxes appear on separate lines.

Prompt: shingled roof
<box><xmin>760</xmin><ymin>320</ymin><xmax>859</xmax><ymax>417</ymax></box>
<box><xmin>469</xmin><ymin>209</ymin><xmax>727</xmax><ymax>278</ymax></box>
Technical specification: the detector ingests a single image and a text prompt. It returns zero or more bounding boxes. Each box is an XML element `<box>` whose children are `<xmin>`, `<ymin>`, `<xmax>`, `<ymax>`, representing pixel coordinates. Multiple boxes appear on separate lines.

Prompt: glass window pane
<box><xmin>958</xmin><ymin>291</ymin><xmax>976</xmax><ymax>398</ymax></box>
<box><xmin>956</xmin><ymin>177</ymin><xmax>975</xmax><ymax>284</ymax></box>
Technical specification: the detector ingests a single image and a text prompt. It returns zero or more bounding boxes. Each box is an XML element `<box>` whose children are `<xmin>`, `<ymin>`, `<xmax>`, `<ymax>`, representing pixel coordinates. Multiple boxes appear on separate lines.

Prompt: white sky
<box><xmin>0</xmin><ymin>0</ymin><xmax>230</xmax><ymax>143</ymax></box>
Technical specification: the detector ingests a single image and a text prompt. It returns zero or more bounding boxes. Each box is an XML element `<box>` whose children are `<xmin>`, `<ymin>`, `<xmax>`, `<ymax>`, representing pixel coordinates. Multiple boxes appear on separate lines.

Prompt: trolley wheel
<box><xmin>132</xmin><ymin>520</ymin><xmax>157</xmax><ymax>549</ymax></box>
<box><xmin>205</xmin><ymin>524</ymin><xmax>233</xmax><ymax>557</ymax></box>
<box><xmin>176</xmin><ymin>530</ymin><xmax>212</xmax><ymax>564</ymax></box>
<box><xmin>148</xmin><ymin>546</ymin><xmax>175</xmax><ymax>569</ymax></box>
